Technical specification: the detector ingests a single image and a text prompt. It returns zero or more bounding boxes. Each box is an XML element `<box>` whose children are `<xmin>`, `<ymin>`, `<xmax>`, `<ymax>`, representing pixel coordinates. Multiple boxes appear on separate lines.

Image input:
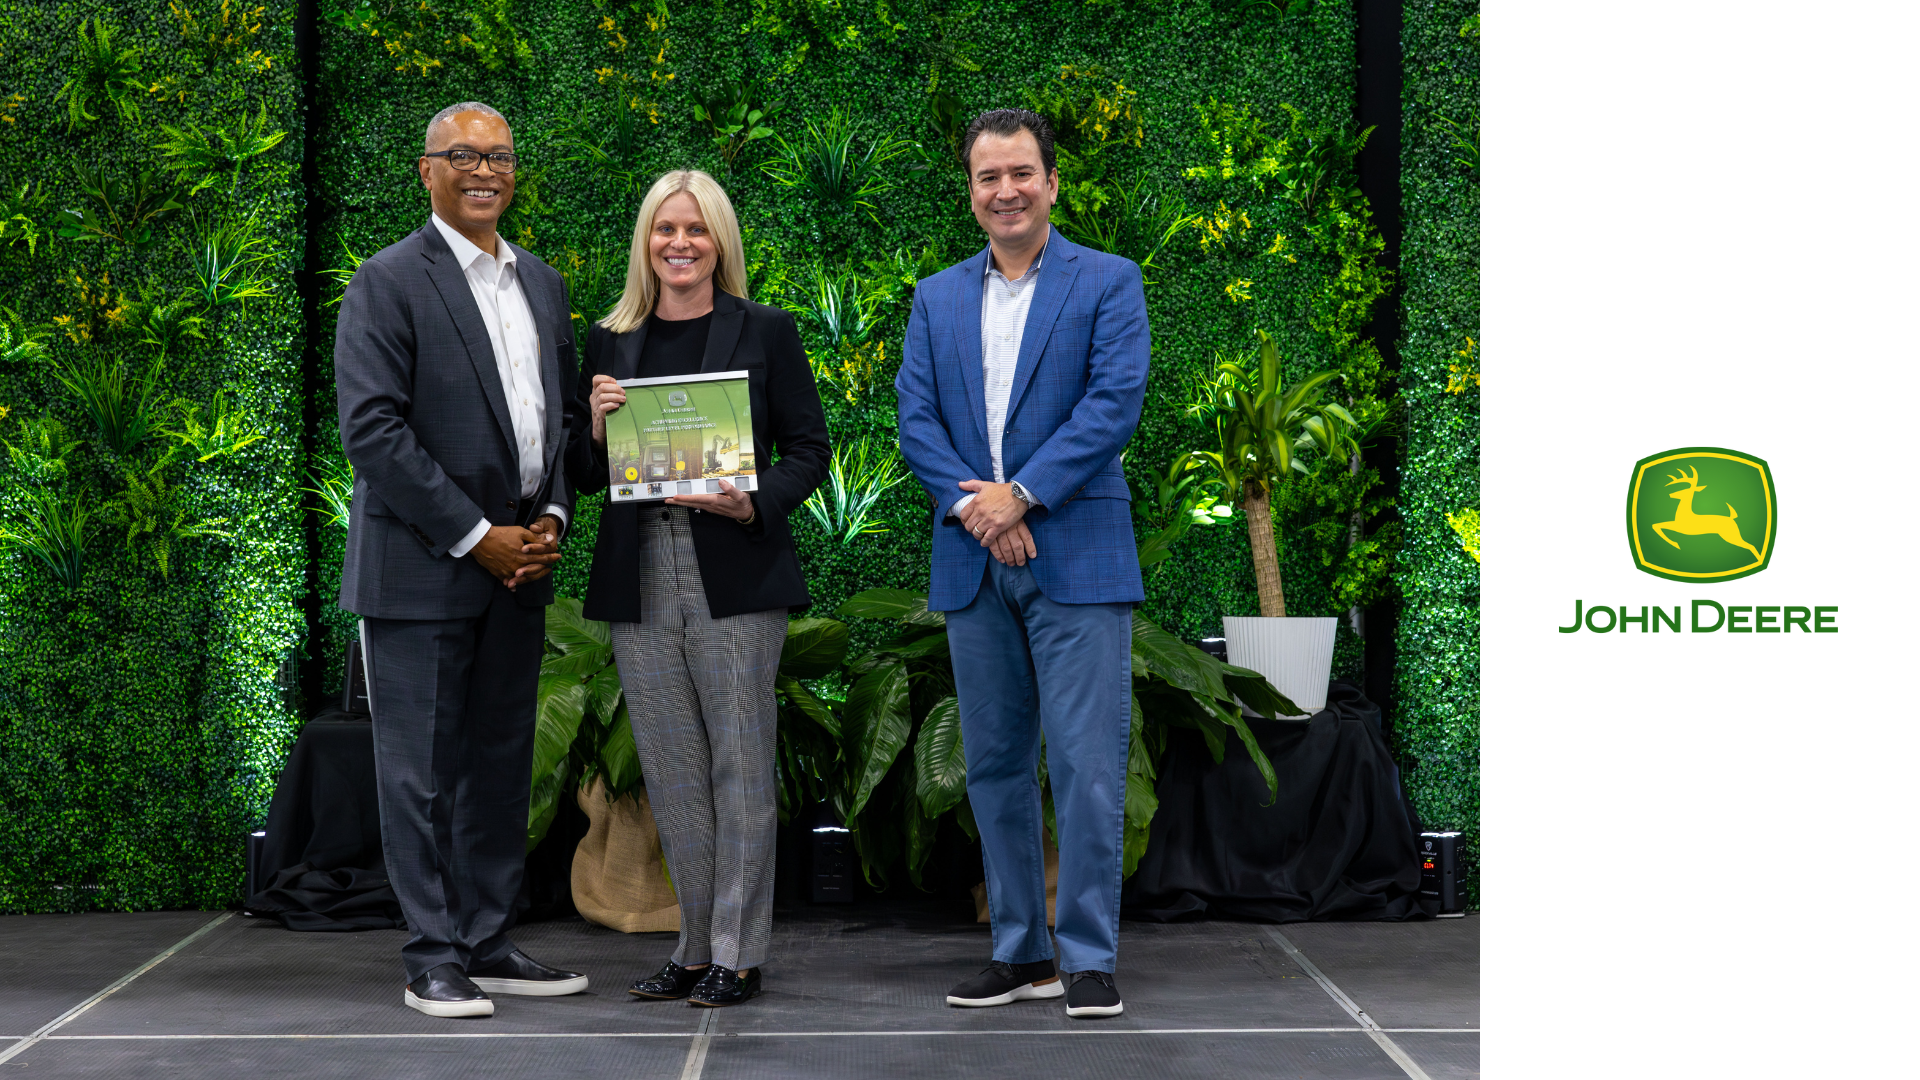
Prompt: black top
<box><xmin>567</xmin><ymin>291</ymin><xmax>831</xmax><ymax>621</ymax></box>
<box><xmin>637</xmin><ymin>311</ymin><xmax>712</xmax><ymax>380</ymax></box>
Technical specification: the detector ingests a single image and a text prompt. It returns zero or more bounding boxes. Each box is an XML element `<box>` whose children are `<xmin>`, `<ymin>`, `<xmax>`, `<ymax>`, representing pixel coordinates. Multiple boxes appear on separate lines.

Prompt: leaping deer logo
<box><xmin>1651</xmin><ymin>465</ymin><xmax>1763</xmax><ymax>564</ymax></box>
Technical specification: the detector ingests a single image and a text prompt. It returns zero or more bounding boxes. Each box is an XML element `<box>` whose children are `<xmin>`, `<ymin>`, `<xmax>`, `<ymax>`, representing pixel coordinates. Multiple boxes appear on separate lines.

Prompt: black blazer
<box><xmin>336</xmin><ymin>222</ymin><xmax>577</xmax><ymax>619</ymax></box>
<box><xmin>567</xmin><ymin>289</ymin><xmax>830</xmax><ymax>621</ymax></box>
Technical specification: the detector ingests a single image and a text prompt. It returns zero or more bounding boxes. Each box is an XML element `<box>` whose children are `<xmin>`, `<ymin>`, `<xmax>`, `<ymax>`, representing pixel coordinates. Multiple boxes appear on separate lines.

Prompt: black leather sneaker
<box><xmin>404</xmin><ymin>963</ymin><xmax>494</xmax><ymax>1018</ymax></box>
<box><xmin>689</xmin><ymin>965</ymin><xmax>761</xmax><ymax>1007</ymax></box>
<box><xmin>467</xmin><ymin>950</ymin><xmax>588</xmax><ymax>996</ymax></box>
<box><xmin>1064</xmin><ymin>970</ymin><xmax>1123</xmax><ymax>1018</ymax></box>
<box><xmin>945</xmin><ymin>959</ymin><xmax>1063</xmax><ymax>1007</ymax></box>
<box><xmin>629</xmin><ymin>960</ymin><xmax>707</xmax><ymax>1001</ymax></box>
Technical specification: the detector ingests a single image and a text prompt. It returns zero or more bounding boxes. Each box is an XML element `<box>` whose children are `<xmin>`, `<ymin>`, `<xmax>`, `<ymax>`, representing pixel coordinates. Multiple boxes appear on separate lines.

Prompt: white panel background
<box><xmin>1487</xmin><ymin>2</ymin><xmax>1920</xmax><ymax>1075</ymax></box>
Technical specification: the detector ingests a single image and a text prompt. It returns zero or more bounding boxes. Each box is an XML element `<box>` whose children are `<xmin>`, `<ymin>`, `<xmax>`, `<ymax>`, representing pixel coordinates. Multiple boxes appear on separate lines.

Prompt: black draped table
<box><xmin>244</xmin><ymin>709</ymin><xmax>404</xmax><ymax>931</ymax></box>
<box><xmin>1123</xmin><ymin>680</ymin><xmax>1436</xmax><ymax>923</ymax></box>
<box><xmin>250</xmin><ymin>684</ymin><xmax>1432</xmax><ymax>930</ymax></box>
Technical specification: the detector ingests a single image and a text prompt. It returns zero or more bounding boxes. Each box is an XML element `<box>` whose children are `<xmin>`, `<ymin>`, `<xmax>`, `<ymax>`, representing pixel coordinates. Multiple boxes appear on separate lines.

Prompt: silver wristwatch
<box><xmin>1009</xmin><ymin>480</ymin><xmax>1034</xmax><ymax>509</ymax></box>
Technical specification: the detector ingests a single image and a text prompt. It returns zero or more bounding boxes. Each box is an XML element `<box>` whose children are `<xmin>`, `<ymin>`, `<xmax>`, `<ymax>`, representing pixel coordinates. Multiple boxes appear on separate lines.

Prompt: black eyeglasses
<box><xmin>422</xmin><ymin>150</ymin><xmax>520</xmax><ymax>174</ymax></box>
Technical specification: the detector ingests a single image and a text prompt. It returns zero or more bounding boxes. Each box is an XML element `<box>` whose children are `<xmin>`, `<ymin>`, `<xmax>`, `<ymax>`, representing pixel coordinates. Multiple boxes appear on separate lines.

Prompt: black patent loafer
<box><xmin>629</xmin><ymin>959</ymin><xmax>706</xmax><ymax>1000</ymax></box>
<box><xmin>405</xmin><ymin>963</ymin><xmax>493</xmax><ymax>1018</ymax></box>
<box><xmin>946</xmin><ymin>959</ymin><xmax>1063</xmax><ymax>1007</ymax></box>
<box><xmin>467</xmin><ymin>949</ymin><xmax>588</xmax><ymax>996</ymax></box>
<box><xmin>688</xmin><ymin>964</ymin><xmax>761</xmax><ymax>1007</ymax></box>
<box><xmin>1064</xmin><ymin>970</ymin><xmax>1123</xmax><ymax>1018</ymax></box>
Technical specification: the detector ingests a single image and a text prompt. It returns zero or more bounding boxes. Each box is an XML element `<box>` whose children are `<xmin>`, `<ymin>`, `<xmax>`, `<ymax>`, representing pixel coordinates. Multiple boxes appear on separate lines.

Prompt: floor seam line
<box><xmin>1260</xmin><ymin>926</ymin><xmax>1436</xmax><ymax>1080</ymax></box>
<box><xmin>0</xmin><ymin>910</ymin><xmax>233</xmax><ymax>1066</ymax></box>
<box><xmin>678</xmin><ymin>1005</ymin><xmax>717</xmax><ymax>1079</ymax></box>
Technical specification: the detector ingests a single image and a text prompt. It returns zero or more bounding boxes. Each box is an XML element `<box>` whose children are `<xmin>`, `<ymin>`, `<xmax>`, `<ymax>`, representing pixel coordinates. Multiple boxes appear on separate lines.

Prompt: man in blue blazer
<box><xmin>895</xmin><ymin>108</ymin><xmax>1148</xmax><ymax>1020</ymax></box>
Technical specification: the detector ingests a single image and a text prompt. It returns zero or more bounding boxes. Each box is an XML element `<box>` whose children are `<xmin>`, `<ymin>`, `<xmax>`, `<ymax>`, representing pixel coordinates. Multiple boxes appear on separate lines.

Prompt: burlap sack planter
<box><xmin>570</xmin><ymin>779</ymin><xmax>680</xmax><ymax>933</ymax></box>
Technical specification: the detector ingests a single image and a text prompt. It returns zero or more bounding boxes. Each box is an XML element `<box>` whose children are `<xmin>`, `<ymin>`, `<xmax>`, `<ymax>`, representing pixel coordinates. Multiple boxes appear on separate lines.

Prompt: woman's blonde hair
<box><xmin>600</xmin><ymin>170</ymin><xmax>749</xmax><ymax>333</ymax></box>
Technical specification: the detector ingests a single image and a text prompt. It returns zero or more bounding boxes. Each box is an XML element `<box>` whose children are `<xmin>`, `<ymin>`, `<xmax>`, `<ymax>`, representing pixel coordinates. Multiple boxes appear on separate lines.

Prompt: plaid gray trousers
<box><xmin>610</xmin><ymin>506</ymin><xmax>787</xmax><ymax>971</ymax></box>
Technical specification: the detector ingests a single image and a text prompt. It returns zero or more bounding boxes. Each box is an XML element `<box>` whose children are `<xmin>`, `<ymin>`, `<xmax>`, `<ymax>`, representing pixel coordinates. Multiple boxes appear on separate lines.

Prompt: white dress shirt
<box><xmin>430</xmin><ymin>215</ymin><xmax>566</xmax><ymax>558</ymax></box>
<box><xmin>952</xmin><ymin>243</ymin><xmax>1046</xmax><ymax>519</ymax></box>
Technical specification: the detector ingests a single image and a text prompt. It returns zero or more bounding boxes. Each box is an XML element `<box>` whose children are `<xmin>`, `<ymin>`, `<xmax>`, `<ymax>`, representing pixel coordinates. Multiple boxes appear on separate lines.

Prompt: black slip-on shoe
<box><xmin>467</xmin><ymin>950</ymin><xmax>588</xmax><ymax>996</ymax></box>
<box><xmin>1064</xmin><ymin>970</ymin><xmax>1123</xmax><ymax>1018</ymax></box>
<box><xmin>405</xmin><ymin>963</ymin><xmax>494</xmax><ymax>1018</ymax></box>
<box><xmin>629</xmin><ymin>960</ymin><xmax>706</xmax><ymax>1001</ymax></box>
<box><xmin>945</xmin><ymin>959</ymin><xmax>1063</xmax><ymax>1008</ymax></box>
<box><xmin>688</xmin><ymin>965</ymin><xmax>761</xmax><ymax>1007</ymax></box>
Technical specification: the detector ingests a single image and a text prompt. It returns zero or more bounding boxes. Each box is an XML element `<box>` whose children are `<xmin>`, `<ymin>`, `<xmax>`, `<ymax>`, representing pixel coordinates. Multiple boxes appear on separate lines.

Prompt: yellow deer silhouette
<box><xmin>1651</xmin><ymin>465</ymin><xmax>1762</xmax><ymax>563</ymax></box>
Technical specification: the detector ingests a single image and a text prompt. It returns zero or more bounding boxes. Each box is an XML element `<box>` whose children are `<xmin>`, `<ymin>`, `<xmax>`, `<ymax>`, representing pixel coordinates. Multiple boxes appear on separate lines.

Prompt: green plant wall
<box><xmin>1395</xmin><ymin>0</ymin><xmax>1479</xmax><ymax>903</ymax></box>
<box><xmin>309</xmin><ymin>0</ymin><xmax>1384</xmax><ymax>694</ymax></box>
<box><xmin>0</xmin><ymin>0</ymin><xmax>1480</xmax><ymax>913</ymax></box>
<box><xmin>0</xmin><ymin>3</ymin><xmax>305</xmax><ymax>911</ymax></box>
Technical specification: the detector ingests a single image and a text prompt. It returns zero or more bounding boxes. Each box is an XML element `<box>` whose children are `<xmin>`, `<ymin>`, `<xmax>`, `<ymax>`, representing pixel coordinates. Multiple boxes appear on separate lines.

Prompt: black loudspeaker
<box><xmin>1197</xmin><ymin>637</ymin><xmax>1228</xmax><ymax>661</ymax></box>
<box><xmin>808</xmin><ymin>804</ymin><xmax>854</xmax><ymax>904</ymax></box>
<box><xmin>244</xmin><ymin>829</ymin><xmax>269</xmax><ymax>902</ymax></box>
<box><xmin>1419</xmin><ymin>831</ymin><xmax>1464</xmax><ymax>916</ymax></box>
<box><xmin>342</xmin><ymin>620</ymin><xmax>371</xmax><ymax>716</ymax></box>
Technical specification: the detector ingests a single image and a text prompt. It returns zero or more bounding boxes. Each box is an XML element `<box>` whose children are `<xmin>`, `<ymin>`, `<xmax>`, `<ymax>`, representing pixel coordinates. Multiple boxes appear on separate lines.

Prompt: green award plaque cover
<box><xmin>607</xmin><ymin>371</ymin><xmax>758</xmax><ymax>503</ymax></box>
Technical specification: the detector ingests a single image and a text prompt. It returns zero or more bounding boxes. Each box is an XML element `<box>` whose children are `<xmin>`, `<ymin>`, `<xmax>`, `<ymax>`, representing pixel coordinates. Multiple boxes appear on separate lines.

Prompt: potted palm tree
<box><xmin>1184</xmin><ymin>330</ymin><xmax>1359</xmax><ymax>713</ymax></box>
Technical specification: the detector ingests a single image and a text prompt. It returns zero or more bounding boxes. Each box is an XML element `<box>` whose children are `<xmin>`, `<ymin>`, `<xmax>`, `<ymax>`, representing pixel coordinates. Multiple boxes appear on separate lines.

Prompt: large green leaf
<box><xmin>903</xmin><ymin>774</ymin><xmax>940</xmax><ymax>890</ymax></box>
<box><xmin>1197</xmin><ymin>694</ymin><xmax>1279</xmax><ymax>805</ymax></box>
<box><xmin>837</xmin><ymin>588</ymin><xmax>945</xmax><ymax>626</ymax></box>
<box><xmin>1121</xmin><ymin>771</ymin><xmax>1160</xmax><ymax>877</ymax></box>
<box><xmin>546</xmin><ymin>596</ymin><xmax>611</xmax><ymax>656</ymax></box>
<box><xmin>533</xmin><ymin>670</ymin><xmax>589</xmax><ymax>782</ymax></box>
<box><xmin>913</xmin><ymin>695</ymin><xmax>967</xmax><ymax>817</ymax></box>
<box><xmin>777</xmin><ymin>674</ymin><xmax>842</xmax><ymax>741</ymax></box>
<box><xmin>878</xmin><ymin>628</ymin><xmax>950</xmax><ymax>660</ymax></box>
<box><xmin>599</xmin><ymin>708</ymin><xmax>642</xmax><ymax>800</ymax></box>
<box><xmin>585</xmin><ymin>663</ymin><xmax>626</xmax><ymax>728</ymax></box>
<box><xmin>542</xmin><ymin>647</ymin><xmax>610</xmax><ymax>680</ymax></box>
<box><xmin>842</xmin><ymin>661</ymin><xmax>912</xmax><ymax>819</ymax></box>
<box><xmin>1129</xmin><ymin>612</ymin><xmax>1227</xmax><ymax>700</ymax></box>
<box><xmin>1221</xmin><ymin>662</ymin><xmax>1305</xmax><ymax>718</ymax></box>
<box><xmin>526</xmin><ymin>756</ymin><xmax>569</xmax><ymax>853</ymax></box>
<box><xmin>780</xmin><ymin>617</ymin><xmax>849</xmax><ymax>678</ymax></box>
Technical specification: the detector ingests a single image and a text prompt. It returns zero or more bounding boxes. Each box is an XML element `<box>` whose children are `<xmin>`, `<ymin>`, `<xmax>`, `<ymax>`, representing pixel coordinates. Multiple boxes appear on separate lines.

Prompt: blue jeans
<box><xmin>946</xmin><ymin>558</ymin><xmax>1132</xmax><ymax>974</ymax></box>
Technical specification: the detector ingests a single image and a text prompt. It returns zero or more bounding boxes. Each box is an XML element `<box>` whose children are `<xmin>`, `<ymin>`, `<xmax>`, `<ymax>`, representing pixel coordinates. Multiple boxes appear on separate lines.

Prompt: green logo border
<box><xmin>1625</xmin><ymin>446</ymin><xmax>1777</xmax><ymax>584</ymax></box>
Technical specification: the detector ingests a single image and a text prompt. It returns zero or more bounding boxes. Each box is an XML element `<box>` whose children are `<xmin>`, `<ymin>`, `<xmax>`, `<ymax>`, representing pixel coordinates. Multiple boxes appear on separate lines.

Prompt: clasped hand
<box><xmin>474</xmin><ymin>514</ymin><xmax>562</xmax><ymax>589</ymax></box>
<box><xmin>956</xmin><ymin>479</ymin><xmax>1036</xmax><ymax>567</ymax></box>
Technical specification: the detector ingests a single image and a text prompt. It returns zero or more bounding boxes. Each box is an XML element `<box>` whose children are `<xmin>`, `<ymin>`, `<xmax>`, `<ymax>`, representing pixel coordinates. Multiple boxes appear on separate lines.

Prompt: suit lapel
<box><xmin>421</xmin><ymin>226</ymin><xmax>518</xmax><ymax>465</ymax></box>
<box><xmin>700</xmin><ymin>291</ymin><xmax>747</xmax><ymax>373</ymax></box>
<box><xmin>953</xmin><ymin>246</ymin><xmax>990</xmax><ymax>446</ymax></box>
<box><xmin>614</xmin><ymin>319</ymin><xmax>650</xmax><ymax>380</ymax></box>
<box><xmin>1005</xmin><ymin>229</ymin><xmax>1079</xmax><ymax>425</ymax></box>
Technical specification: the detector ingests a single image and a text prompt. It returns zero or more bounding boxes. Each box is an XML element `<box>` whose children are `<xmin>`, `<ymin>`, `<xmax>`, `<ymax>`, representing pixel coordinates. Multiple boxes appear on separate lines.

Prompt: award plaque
<box><xmin>606</xmin><ymin>371</ymin><xmax>759</xmax><ymax>503</ymax></box>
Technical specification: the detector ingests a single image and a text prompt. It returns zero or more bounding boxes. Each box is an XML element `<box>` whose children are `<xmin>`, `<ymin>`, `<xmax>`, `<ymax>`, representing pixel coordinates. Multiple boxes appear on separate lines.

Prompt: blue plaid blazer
<box><xmin>895</xmin><ymin>228</ymin><xmax>1149</xmax><ymax>612</ymax></box>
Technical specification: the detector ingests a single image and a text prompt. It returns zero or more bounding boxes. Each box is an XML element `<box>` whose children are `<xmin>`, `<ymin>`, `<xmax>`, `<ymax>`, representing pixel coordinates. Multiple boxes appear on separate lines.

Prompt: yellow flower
<box><xmin>1225</xmin><ymin>278</ymin><xmax>1252</xmax><ymax>303</ymax></box>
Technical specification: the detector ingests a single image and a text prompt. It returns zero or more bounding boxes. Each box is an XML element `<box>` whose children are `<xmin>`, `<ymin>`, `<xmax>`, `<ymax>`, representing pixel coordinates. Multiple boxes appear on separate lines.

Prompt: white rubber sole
<box><xmin>1065</xmin><ymin>1001</ymin><xmax>1125</xmax><ymax>1018</ymax></box>
<box><xmin>946</xmin><ymin>978</ymin><xmax>1064</xmax><ymax>1008</ymax></box>
<box><xmin>469</xmin><ymin>974</ymin><xmax>589</xmax><ymax>997</ymax></box>
<box><xmin>404</xmin><ymin>989</ymin><xmax>494</xmax><ymax>1018</ymax></box>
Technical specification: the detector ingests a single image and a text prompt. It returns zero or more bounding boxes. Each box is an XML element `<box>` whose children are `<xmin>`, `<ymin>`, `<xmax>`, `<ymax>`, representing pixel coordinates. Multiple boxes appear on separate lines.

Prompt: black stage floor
<box><xmin>0</xmin><ymin>901</ymin><xmax>1478</xmax><ymax>1079</ymax></box>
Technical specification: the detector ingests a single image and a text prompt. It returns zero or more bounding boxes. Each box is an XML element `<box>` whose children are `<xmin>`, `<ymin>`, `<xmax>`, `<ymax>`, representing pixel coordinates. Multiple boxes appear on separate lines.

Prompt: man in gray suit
<box><xmin>336</xmin><ymin>102</ymin><xmax>587</xmax><ymax>1018</ymax></box>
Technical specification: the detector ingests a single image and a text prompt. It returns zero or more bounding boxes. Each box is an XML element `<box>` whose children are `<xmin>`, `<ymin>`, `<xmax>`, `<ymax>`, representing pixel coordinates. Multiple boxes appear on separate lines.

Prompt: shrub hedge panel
<box><xmin>310</xmin><ymin>0</ymin><xmax>1368</xmax><ymax>687</ymax></box>
<box><xmin>0</xmin><ymin>2</ymin><xmax>305</xmax><ymax>912</ymax></box>
<box><xmin>1396</xmin><ymin>0</ymin><xmax>1480</xmax><ymax>903</ymax></box>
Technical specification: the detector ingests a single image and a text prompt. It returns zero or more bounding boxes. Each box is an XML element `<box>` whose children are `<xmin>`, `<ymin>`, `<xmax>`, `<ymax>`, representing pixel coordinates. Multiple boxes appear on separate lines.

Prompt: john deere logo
<box><xmin>1626</xmin><ymin>447</ymin><xmax>1776</xmax><ymax>582</ymax></box>
<box><xmin>667</xmin><ymin>390</ymin><xmax>689</xmax><ymax>407</ymax></box>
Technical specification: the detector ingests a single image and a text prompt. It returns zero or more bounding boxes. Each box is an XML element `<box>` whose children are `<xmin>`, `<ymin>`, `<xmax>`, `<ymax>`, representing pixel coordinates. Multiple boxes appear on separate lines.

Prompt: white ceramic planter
<box><xmin>1221</xmin><ymin>616</ymin><xmax>1339</xmax><ymax>714</ymax></box>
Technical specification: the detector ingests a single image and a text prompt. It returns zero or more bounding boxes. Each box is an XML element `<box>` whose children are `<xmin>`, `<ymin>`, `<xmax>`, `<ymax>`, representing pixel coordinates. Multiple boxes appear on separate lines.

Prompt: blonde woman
<box><xmin>567</xmin><ymin>170</ymin><xmax>828</xmax><ymax>1007</ymax></box>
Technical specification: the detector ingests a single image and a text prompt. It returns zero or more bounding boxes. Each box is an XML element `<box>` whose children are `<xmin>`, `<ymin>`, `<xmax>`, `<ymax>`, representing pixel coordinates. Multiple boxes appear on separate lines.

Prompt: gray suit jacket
<box><xmin>335</xmin><ymin>222</ymin><xmax>577</xmax><ymax>620</ymax></box>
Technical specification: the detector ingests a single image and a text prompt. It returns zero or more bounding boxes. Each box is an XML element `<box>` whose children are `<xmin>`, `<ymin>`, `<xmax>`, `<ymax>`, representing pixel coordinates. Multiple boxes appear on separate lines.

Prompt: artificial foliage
<box><xmin>308</xmin><ymin>0</ymin><xmax>1384</xmax><ymax>693</ymax></box>
<box><xmin>1395</xmin><ymin>0</ymin><xmax>1480</xmax><ymax>903</ymax></box>
<box><xmin>0</xmin><ymin>0</ymin><xmax>1480</xmax><ymax>912</ymax></box>
<box><xmin>0</xmin><ymin>3</ymin><xmax>305</xmax><ymax>912</ymax></box>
